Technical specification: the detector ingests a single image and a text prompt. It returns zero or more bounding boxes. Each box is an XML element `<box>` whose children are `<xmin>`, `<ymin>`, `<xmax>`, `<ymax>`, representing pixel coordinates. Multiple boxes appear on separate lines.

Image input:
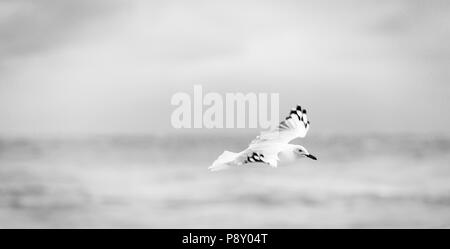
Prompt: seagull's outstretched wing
<box><xmin>250</xmin><ymin>105</ymin><xmax>310</xmax><ymax>146</ymax></box>
<box><xmin>209</xmin><ymin>105</ymin><xmax>311</xmax><ymax>171</ymax></box>
<box><xmin>235</xmin><ymin>144</ymin><xmax>282</xmax><ymax>167</ymax></box>
<box><xmin>209</xmin><ymin>144</ymin><xmax>282</xmax><ymax>171</ymax></box>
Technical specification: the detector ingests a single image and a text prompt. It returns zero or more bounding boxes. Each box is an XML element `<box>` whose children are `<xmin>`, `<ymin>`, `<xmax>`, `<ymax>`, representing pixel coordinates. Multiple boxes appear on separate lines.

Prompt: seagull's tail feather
<box><xmin>208</xmin><ymin>151</ymin><xmax>240</xmax><ymax>172</ymax></box>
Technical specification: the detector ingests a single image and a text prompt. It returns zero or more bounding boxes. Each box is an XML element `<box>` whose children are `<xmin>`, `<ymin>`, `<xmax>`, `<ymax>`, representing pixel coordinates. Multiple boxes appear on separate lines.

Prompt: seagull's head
<box><xmin>294</xmin><ymin>145</ymin><xmax>318</xmax><ymax>161</ymax></box>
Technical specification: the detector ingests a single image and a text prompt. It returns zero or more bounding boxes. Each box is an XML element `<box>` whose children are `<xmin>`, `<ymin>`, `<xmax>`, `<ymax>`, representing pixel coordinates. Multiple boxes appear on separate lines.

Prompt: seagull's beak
<box><xmin>306</xmin><ymin>154</ymin><xmax>318</xmax><ymax>160</ymax></box>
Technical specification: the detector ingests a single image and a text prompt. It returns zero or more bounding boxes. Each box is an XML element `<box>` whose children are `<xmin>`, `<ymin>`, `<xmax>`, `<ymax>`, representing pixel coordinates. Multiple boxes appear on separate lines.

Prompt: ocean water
<box><xmin>0</xmin><ymin>134</ymin><xmax>449</xmax><ymax>228</ymax></box>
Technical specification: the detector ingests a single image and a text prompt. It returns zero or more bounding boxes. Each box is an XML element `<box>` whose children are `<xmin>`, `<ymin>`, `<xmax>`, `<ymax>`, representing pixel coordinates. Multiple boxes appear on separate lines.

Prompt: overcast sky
<box><xmin>0</xmin><ymin>0</ymin><xmax>449</xmax><ymax>136</ymax></box>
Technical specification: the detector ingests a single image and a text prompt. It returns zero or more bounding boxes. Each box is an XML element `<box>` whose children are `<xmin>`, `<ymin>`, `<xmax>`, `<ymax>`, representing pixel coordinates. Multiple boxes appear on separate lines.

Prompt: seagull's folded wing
<box><xmin>250</xmin><ymin>105</ymin><xmax>311</xmax><ymax>146</ymax></box>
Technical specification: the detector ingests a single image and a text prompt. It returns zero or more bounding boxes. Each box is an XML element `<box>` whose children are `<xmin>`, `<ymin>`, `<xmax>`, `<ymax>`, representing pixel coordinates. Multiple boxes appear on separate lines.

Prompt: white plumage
<box><xmin>209</xmin><ymin>105</ymin><xmax>317</xmax><ymax>171</ymax></box>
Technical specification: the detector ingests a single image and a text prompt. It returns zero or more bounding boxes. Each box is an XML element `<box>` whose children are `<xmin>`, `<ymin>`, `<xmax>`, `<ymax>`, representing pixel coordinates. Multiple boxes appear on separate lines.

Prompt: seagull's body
<box><xmin>209</xmin><ymin>105</ymin><xmax>317</xmax><ymax>171</ymax></box>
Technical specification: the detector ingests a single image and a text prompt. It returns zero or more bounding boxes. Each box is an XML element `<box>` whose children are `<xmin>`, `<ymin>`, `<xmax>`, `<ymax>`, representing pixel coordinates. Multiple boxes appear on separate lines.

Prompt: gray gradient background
<box><xmin>1</xmin><ymin>0</ymin><xmax>450</xmax><ymax>228</ymax></box>
<box><xmin>1</xmin><ymin>0</ymin><xmax>449</xmax><ymax>136</ymax></box>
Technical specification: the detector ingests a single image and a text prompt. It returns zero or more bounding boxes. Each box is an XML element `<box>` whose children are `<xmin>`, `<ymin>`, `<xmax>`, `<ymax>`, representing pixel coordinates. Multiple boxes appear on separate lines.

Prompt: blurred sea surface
<box><xmin>0</xmin><ymin>134</ymin><xmax>449</xmax><ymax>228</ymax></box>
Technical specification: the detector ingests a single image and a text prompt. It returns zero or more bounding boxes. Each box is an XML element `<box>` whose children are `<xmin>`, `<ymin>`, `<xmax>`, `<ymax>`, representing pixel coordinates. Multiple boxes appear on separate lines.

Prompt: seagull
<box><xmin>209</xmin><ymin>105</ymin><xmax>317</xmax><ymax>171</ymax></box>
